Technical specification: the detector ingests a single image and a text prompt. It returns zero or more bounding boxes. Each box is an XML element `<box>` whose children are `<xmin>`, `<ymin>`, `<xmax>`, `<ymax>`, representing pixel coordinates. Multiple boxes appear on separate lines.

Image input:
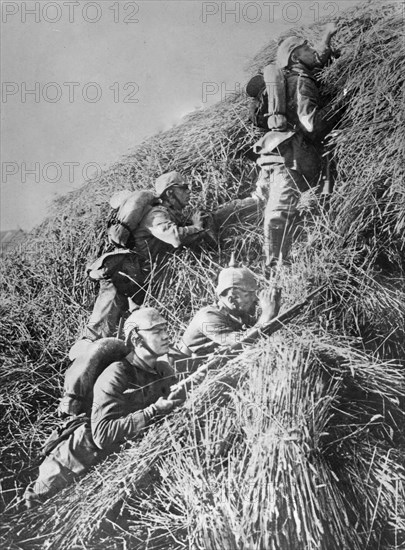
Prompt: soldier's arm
<box><xmin>198</xmin><ymin>309</ymin><xmax>246</xmax><ymax>348</ymax></box>
<box><xmin>315</xmin><ymin>22</ymin><xmax>338</xmax><ymax>66</ymax></box>
<box><xmin>91</xmin><ymin>363</ymin><xmax>147</xmax><ymax>450</ymax></box>
<box><xmin>296</xmin><ymin>76</ymin><xmax>337</xmax><ymax>140</ymax></box>
<box><xmin>148</xmin><ymin>208</ymin><xmax>203</xmax><ymax>248</ymax></box>
<box><xmin>177</xmin><ymin>224</ymin><xmax>205</xmax><ymax>245</ymax></box>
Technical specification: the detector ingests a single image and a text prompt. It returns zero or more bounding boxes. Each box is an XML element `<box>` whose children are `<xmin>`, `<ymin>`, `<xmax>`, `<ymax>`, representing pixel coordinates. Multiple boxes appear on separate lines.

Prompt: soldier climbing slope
<box><xmin>250</xmin><ymin>23</ymin><xmax>340</xmax><ymax>269</ymax></box>
<box><xmin>177</xmin><ymin>262</ymin><xmax>281</xmax><ymax>359</ymax></box>
<box><xmin>80</xmin><ymin>171</ymin><xmax>210</xmax><ymax>344</ymax></box>
<box><xmin>24</xmin><ymin>308</ymin><xmax>197</xmax><ymax>509</ymax></box>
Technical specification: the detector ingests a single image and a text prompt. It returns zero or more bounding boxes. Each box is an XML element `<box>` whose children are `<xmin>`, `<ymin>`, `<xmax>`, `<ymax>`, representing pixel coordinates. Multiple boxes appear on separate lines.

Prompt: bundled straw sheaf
<box><xmin>323</xmin><ymin>4</ymin><xmax>405</xmax><ymax>270</ymax></box>
<box><xmin>2</xmin><ymin>334</ymin><xmax>403</xmax><ymax>549</ymax></box>
<box><xmin>1</xmin><ymin>0</ymin><xmax>404</xmax><ymax>548</ymax></box>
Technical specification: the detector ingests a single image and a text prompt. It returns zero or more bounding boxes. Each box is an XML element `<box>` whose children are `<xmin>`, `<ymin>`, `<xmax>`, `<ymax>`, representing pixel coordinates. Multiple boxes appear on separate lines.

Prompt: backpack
<box><xmin>246</xmin><ymin>74</ymin><xmax>268</xmax><ymax>129</ymax></box>
<box><xmin>107</xmin><ymin>189</ymin><xmax>159</xmax><ymax>248</ymax></box>
<box><xmin>246</xmin><ymin>63</ymin><xmax>288</xmax><ymax>131</ymax></box>
<box><xmin>59</xmin><ymin>337</ymin><xmax>128</xmax><ymax>417</ymax></box>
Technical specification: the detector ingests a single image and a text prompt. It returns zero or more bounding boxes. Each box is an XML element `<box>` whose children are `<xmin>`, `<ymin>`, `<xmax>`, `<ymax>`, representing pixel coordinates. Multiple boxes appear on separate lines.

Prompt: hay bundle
<box><xmin>323</xmin><ymin>2</ymin><xmax>404</xmax><ymax>271</ymax></box>
<box><xmin>2</xmin><ymin>333</ymin><xmax>403</xmax><ymax>549</ymax></box>
<box><xmin>1</xmin><ymin>0</ymin><xmax>405</xmax><ymax>548</ymax></box>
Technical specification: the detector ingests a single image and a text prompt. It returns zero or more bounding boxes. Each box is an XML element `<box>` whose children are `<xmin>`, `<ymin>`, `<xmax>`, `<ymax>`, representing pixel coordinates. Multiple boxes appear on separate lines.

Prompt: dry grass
<box><xmin>2</xmin><ymin>334</ymin><xmax>403</xmax><ymax>549</ymax></box>
<box><xmin>1</xmin><ymin>0</ymin><xmax>404</xmax><ymax>548</ymax></box>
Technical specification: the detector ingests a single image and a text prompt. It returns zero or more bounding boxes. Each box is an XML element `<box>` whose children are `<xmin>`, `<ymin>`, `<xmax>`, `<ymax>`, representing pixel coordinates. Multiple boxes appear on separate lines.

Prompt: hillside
<box><xmin>0</xmin><ymin>1</ymin><xmax>404</xmax><ymax>548</ymax></box>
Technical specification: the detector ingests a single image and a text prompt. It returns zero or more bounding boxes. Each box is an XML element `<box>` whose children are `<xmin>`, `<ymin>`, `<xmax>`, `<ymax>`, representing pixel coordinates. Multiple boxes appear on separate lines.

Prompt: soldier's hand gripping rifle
<box><xmin>168</xmin><ymin>283</ymin><xmax>326</xmax><ymax>400</ymax></box>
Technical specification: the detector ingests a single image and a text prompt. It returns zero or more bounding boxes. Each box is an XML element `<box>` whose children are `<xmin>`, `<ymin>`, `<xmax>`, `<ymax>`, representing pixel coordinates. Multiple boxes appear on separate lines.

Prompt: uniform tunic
<box><xmin>134</xmin><ymin>204</ymin><xmax>203</xmax><ymax>263</ymax></box>
<box><xmin>83</xmin><ymin>204</ymin><xmax>203</xmax><ymax>340</ymax></box>
<box><xmin>92</xmin><ymin>355</ymin><xmax>176</xmax><ymax>450</ymax></box>
<box><xmin>178</xmin><ymin>303</ymin><xmax>255</xmax><ymax>357</ymax></box>
<box><xmin>25</xmin><ymin>354</ymin><xmax>176</xmax><ymax>506</ymax></box>
<box><xmin>255</xmin><ymin>58</ymin><xmax>339</xmax><ymax>264</ymax></box>
<box><xmin>280</xmin><ymin>65</ymin><xmax>337</xmax><ymax>183</ymax></box>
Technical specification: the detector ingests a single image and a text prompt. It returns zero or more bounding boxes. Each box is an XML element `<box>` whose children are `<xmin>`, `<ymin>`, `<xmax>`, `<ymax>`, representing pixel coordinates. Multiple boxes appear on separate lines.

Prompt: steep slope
<box><xmin>0</xmin><ymin>1</ymin><xmax>404</xmax><ymax>548</ymax></box>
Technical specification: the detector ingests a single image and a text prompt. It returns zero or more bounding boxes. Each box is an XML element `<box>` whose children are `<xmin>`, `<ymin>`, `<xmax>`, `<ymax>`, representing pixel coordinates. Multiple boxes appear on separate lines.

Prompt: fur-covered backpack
<box><xmin>87</xmin><ymin>189</ymin><xmax>160</xmax><ymax>290</ymax></box>
<box><xmin>107</xmin><ymin>189</ymin><xmax>159</xmax><ymax>248</ymax></box>
<box><xmin>59</xmin><ymin>338</ymin><xmax>128</xmax><ymax>417</ymax></box>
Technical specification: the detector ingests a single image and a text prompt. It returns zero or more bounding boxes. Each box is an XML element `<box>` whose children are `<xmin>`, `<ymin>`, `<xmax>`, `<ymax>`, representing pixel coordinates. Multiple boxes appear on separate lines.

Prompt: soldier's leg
<box><xmin>211</xmin><ymin>196</ymin><xmax>261</xmax><ymax>231</ymax></box>
<box><xmin>263</xmin><ymin>166</ymin><xmax>305</xmax><ymax>266</ymax></box>
<box><xmin>82</xmin><ymin>280</ymin><xmax>128</xmax><ymax>340</ymax></box>
<box><xmin>24</xmin><ymin>423</ymin><xmax>99</xmax><ymax>509</ymax></box>
<box><xmin>24</xmin><ymin>455</ymin><xmax>76</xmax><ymax>509</ymax></box>
<box><xmin>254</xmin><ymin>167</ymin><xmax>272</xmax><ymax>202</ymax></box>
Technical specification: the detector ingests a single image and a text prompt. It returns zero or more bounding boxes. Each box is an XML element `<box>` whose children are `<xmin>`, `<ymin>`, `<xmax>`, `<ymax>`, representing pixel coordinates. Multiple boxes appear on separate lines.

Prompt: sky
<box><xmin>1</xmin><ymin>0</ymin><xmax>361</xmax><ymax>231</ymax></box>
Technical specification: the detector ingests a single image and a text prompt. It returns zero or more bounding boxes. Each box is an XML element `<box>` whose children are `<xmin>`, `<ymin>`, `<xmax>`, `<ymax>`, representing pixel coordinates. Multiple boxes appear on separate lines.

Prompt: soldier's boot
<box><xmin>264</xmin><ymin>224</ymin><xmax>284</xmax><ymax>268</ymax></box>
<box><xmin>201</xmin><ymin>212</ymin><xmax>219</xmax><ymax>247</ymax></box>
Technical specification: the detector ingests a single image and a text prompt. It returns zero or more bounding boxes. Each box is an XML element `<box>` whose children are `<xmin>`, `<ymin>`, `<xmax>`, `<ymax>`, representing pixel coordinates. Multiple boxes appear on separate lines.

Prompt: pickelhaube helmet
<box><xmin>155</xmin><ymin>171</ymin><xmax>187</xmax><ymax>197</ymax></box>
<box><xmin>276</xmin><ymin>36</ymin><xmax>308</xmax><ymax>68</ymax></box>
<box><xmin>124</xmin><ymin>307</ymin><xmax>167</xmax><ymax>346</ymax></box>
<box><xmin>216</xmin><ymin>265</ymin><xmax>258</xmax><ymax>296</ymax></box>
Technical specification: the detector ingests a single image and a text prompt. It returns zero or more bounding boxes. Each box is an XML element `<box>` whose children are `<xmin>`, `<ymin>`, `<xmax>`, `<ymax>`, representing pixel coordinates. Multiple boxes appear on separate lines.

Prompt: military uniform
<box><xmin>178</xmin><ymin>303</ymin><xmax>255</xmax><ymax>357</ymax></box>
<box><xmin>83</xmin><ymin>203</ymin><xmax>204</xmax><ymax>341</ymax></box>
<box><xmin>24</xmin><ymin>353</ymin><xmax>176</xmax><ymax>507</ymax></box>
<box><xmin>134</xmin><ymin>204</ymin><xmax>203</xmax><ymax>263</ymax></box>
<box><xmin>210</xmin><ymin>197</ymin><xmax>261</xmax><ymax>231</ymax></box>
<box><xmin>92</xmin><ymin>355</ymin><xmax>176</xmax><ymax>450</ymax></box>
<box><xmin>255</xmin><ymin>42</ymin><xmax>338</xmax><ymax>265</ymax></box>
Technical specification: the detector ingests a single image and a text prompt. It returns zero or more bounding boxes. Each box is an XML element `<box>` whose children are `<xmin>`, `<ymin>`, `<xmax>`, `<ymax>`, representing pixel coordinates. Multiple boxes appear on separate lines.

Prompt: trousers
<box><xmin>82</xmin><ymin>280</ymin><xmax>129</xmax><ymax>340</ymax></box>
<box><xmin>211</xmin><ymin>196</ymin><xmax>261</xmax><ymax>230</ymax></box>
<box><xmin>82</xmin><ymin>252</ymin><xmax>148</xmax><ymax>340</ymax></box>
<box><xmin>256</xmin><ymin>164</ymin><xmax>312</xmax><ymax>266</ymax></box>
<box><xmin>24</xmin><ymin>423</ymin><xmax>102</xmax><ymax>508</ymax></box>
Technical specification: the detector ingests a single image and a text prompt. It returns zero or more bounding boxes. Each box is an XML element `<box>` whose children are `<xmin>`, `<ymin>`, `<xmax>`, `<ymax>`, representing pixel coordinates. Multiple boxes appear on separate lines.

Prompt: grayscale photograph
<box><xmin>1</xmin><ymin>0</ymin><xmax>404</xmax><ymax>548</ymax></box>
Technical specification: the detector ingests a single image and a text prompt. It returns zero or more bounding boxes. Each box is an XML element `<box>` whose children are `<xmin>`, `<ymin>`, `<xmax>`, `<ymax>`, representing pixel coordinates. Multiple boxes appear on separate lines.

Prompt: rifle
<box><xmin>168</xmin><ymin>283</ymin><xmax>326</xmax><ymax>399</ymax></box>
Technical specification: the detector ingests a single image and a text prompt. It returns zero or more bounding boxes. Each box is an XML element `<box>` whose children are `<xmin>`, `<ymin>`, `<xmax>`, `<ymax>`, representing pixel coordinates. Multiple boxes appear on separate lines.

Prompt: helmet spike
<box><xmin>228</xmin><ymin>252</ymin><xmax>236</xmax><ymax>268</ymax></box>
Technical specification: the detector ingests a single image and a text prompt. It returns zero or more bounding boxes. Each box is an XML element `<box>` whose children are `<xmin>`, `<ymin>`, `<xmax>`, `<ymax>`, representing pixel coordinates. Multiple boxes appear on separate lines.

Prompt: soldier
<box><xmin>254</xmin><ymin>23</ymin><xmax>339</xmax><ymax>269</ymax></box>
<box><xmin>177</xmin><ymin>264</ymin><xmax>281</xmax><ymax>358</ymax></box>
<box><xmin>24</xmin><ymin>308</ymin><xmax>185</xmax><ymax>509</ymax></box>
<box><xmin>81</xmin><ymin>171</ymin><xmax>208</xmax><ymax>344</ymax></box>
<box><xmin>134</xmin><ymin>171</ymin><xmax>207</xmax><ymax>266</ymax></box>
